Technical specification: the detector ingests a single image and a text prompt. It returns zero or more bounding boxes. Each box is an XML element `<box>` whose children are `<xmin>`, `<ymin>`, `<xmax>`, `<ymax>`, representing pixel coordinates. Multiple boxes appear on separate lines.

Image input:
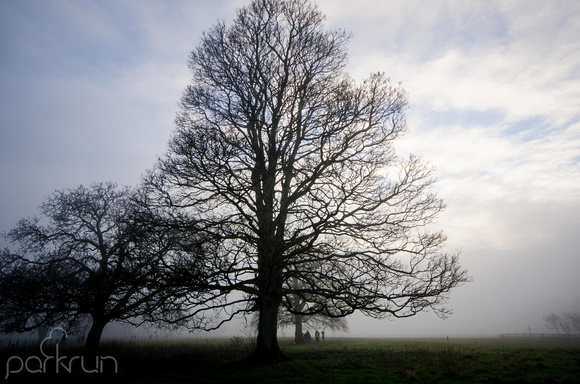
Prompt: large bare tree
<box><xmin>146</xmin><ymin>0</ymin><xmax>469</xmax><ymax>362</ymax></box>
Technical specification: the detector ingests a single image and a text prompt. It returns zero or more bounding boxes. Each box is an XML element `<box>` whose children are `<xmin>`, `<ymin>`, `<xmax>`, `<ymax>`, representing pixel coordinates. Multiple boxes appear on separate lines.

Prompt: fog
<box><xmin>1</xmin><ymin>0</ymin><xmax>579</xmax><ymax>340</ymax></box>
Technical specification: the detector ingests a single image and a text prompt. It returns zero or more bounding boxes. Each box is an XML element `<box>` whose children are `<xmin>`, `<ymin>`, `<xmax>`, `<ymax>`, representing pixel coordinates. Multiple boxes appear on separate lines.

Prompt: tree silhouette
<box><xmin>279</xmin><ymin>277</ymin><xmax>349</xmax><ymax>343</ymax></box>
<box><xmin>146</xmin><ymin>0</ymin><xmax>469</xmax><ymax>362</ymax></box>
<box><xmin>1</xmin><ymin>182</ymin><xmax>204</xmax><ymax>356</ymax></box>
<box><xmin>544</xmin><ymin>312</ymin><xmax>580</xmax><ymax>336</ymax></box>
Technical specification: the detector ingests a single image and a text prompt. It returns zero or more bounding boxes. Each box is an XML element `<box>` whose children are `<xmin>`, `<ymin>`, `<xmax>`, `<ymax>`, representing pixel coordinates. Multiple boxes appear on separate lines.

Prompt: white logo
<box><xmin>5</xmin><ymin>327</ymin><xmax>118</xmax><ymax>379</ymax></box>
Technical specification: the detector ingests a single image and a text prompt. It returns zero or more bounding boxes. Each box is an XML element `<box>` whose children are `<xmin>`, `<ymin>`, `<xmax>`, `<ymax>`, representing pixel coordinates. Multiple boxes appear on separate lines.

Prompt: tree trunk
<box><xmin>252</xmin><ymin>291</ymin><xmax>287</xmax><ymax>363</ymax></box>
<box><xmin>291</xmin><ymin>289</ymin><xmax>305</xmax><ymax>344</ymax></box>
<box><xmin>37</xmin><ymin>326</ymin><xmax>50</xmax><ymax>344</ymax></box>
<box><xmin>84</xmin><ymin>317</ymin><xmax>107</xmax><ymax>358</ymax></box>
<box><xmin>294</xmin><ymin>314</ymin><xmax>304</xmax><ymax>344</ymax></box>
<box><xmin>252</xmin><ymin>245</ymin><xmax>287</xmax><ymax>363</ymax></box>
<box><xmin>252</xmin><ymin>163</ymin><xmax>286</xmax><ymax>362</ymax></box>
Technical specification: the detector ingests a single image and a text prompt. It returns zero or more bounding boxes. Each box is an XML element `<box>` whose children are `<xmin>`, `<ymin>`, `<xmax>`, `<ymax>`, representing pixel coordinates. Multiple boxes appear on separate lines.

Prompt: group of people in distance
<box><xmin>303</xmin><ymin>329</ymin><xmax>324</xmax><ymax>343</ymax></box>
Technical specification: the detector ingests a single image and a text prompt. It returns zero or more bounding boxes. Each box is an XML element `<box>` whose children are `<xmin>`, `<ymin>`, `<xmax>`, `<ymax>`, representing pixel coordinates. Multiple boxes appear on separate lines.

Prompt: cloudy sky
<box><xmin>1</xmin><ymin>0</ymin><xmax>579</xmax><ymax>338</ymax></box>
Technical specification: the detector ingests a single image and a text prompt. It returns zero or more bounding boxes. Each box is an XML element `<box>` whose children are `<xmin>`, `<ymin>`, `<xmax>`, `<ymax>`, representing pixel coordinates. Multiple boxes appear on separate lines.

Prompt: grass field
<box><xmin>2</xmin><ymin>336</ymin><xmax>580</xmax><ymax>383</ymax></box>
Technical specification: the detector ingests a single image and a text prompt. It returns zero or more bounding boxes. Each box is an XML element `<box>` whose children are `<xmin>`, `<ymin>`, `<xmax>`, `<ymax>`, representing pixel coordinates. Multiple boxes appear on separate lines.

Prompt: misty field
<box><xmin>3</xmin><ymin>337</ymin><xmax>579</xmax><ymax>383</ymax></box>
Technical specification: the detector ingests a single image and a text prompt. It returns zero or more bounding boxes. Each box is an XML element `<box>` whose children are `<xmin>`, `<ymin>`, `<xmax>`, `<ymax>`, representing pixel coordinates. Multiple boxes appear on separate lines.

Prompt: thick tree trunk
<box><xmin>84</xmin><ymin>317</ymin><xmax>107</xmax><ymax>358</ymax></box>
<box><xmin>251</xmin><ymin>247</ymin><xmax>287</xmax><ymax>363</ymax></box>
<box><xmin>251</xmin><ymin>164</ymin><xmax>287</xmax><ymax>363</ymax></box>
<box><xmin>253</xmin><ymin>297</ymin><xmax>286</xmax><ymax>363</ymax></box>
<box><xmin>294</xmin><ymin>314</ymin><xmax>304</xmax><ymax>344</ymax></box>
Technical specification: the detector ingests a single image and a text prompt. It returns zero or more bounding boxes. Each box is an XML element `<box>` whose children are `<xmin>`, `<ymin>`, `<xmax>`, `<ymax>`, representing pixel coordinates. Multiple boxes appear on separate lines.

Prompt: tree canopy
<box><xmin>145</xmin><ymin>0</ymin><xmax>469</xmax><ymax>362</ymax></box>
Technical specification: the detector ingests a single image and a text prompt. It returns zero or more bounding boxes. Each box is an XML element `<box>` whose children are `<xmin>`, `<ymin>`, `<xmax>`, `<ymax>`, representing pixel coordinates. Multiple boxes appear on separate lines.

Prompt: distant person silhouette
<box><xmin>304</xmin><ymin>330</ymin><xmax>312</xmax><ymax>343</ymax></box>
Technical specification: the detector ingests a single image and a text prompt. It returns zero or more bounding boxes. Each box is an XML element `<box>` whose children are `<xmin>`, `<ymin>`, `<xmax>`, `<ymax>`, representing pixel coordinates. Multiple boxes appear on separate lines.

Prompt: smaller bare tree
<box><xmin>566</xmin><ymin>312</ymin><xmax>580</xmax><ymax>333</ymax></box>
<box><xmin>1</xmin><ymin>182</ymin><xmax>208</xmax><ymax>356</ymax></box>
<box><xmin>544</xmin><ymin>313</ymin><xmax>565</xmax><ymax>335</ymax></box>
<box><xmin>278</xmin><ymin>277</ymin><xmax>348</xmax><ymax>343</ymax></box>
<box><xmin>543</xmin><ymin>312</ymin><xmax>580</xmax><ymax>336</ymax></box>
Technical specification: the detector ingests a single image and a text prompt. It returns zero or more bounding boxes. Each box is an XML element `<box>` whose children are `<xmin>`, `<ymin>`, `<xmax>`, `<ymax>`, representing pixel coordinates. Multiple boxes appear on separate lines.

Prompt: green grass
<box><xmin>2</xmin><ymin>337</ymin><xmax>580</xmax><ymax>383</ymax></box>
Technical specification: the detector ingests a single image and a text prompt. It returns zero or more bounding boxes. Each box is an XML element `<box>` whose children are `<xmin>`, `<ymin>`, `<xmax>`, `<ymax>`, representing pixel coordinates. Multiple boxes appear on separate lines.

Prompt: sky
<box><xmin>1</xmin><ymin>0</ymin><xmax>579</xmax><ymax>339</ymax></box>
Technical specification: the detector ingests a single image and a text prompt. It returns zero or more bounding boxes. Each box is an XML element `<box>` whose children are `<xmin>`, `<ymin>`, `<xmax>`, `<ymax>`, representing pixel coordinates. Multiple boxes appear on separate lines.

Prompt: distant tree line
<box><xmin>0</xmin><ymin>0</ymin><xmax>469</xmax><ymax>363</ymax></box>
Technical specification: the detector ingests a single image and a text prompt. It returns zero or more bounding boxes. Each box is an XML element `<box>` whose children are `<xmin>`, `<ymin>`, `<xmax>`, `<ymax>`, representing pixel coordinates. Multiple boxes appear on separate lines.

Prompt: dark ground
<box><xmin>2</xmin><ymin>337</ymin><xmax>579</xmax><ymax>383</ymax></box>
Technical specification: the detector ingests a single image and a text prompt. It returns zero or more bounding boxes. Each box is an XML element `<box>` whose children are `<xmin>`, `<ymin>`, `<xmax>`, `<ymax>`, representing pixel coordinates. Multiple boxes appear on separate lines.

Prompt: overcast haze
<box><xmin>1</xmin><ymin>0</ymin><xmax>579</xmax><ymax>338</ymax></box>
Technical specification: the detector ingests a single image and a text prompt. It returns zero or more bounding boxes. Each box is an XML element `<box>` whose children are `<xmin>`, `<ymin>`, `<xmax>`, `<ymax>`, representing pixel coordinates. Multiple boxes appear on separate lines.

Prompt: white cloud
<box><xmin>395</xmin><ymin>117</ymin><xmax>580</xmax><ymax>251</ymax></box>
<box><xmin>403</xmin><ymin>46</ymin><xmax>580</xmax><ymax>125</ymax></box>
<box><xmin>318</xmin><ymin>0</ymin><xmax>580</xmax><ymax>126</ymax></box>
<box><xmin>403</xmin><ymin>119</ymin><xmax>580</xmax><ymax>200</ymax></box>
